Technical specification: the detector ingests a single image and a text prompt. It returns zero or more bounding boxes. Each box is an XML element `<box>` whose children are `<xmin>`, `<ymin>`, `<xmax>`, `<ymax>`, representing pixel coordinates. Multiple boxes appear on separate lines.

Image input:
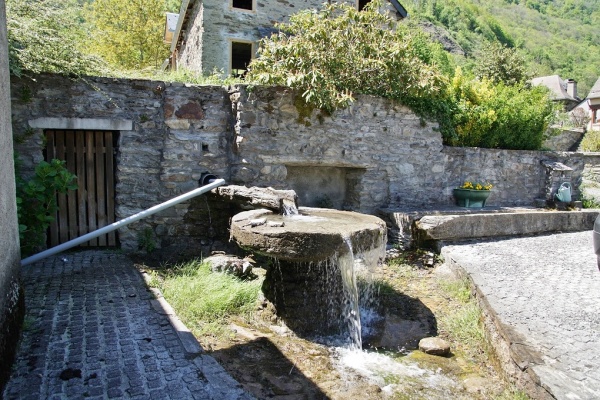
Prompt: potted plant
<box><xmin>453</xmin><ymin>181</ymin><xmax>493</xmax><ymax>208</ymax></box>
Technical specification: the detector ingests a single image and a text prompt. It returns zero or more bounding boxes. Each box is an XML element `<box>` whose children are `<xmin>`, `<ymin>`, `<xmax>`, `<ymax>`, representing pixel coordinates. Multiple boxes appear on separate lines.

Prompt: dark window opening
<box><xmin>358</xmin><ymin>0</ymin><xmax>371</xmax><ymax>11</ymax></box>
<box><xmin>231</xmin><ymin>42</ymin><xmax>252</xmax><ymax>77</ymax></box>
<box><xmin>232</xmin><ymin>0</ymin><xmax>253</xmax><ymax>10</ymax></box>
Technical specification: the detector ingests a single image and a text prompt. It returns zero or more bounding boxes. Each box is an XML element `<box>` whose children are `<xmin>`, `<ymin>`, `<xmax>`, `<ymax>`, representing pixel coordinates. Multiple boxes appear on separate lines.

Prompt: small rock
<box><xmin>204</xmin><ymin>254</ymin><xmax>254</xmax><ymax>279</ymax></box>
<box><xmin>250</xmin><ymin>218</ymin><xmax>267</xmax><ymax>227</ymax></box>
<box><xmin>267</xmin><ymin>221</ymin><xmax>285</xmax><ymax>228</ymax></box>
<box><xmin>418</xmin><ymin>337</ymin><xmax>451</xmax><ymax>356</ymax></box>
<box><xmin>463</xmin><ymin>375</ymin><xmax>493</xmax><ymax>394</ymax></box>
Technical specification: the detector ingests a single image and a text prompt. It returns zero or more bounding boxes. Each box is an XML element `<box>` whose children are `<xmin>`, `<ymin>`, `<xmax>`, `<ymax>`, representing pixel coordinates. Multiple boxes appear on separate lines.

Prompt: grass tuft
<box><xmin>146</xmin><ymin>259</ymin><xmax>263</xmax><ymax>337</ymax></box>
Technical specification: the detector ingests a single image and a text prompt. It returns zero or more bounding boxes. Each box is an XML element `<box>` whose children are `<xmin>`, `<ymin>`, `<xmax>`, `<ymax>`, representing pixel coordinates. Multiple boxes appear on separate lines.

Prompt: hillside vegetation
<box><xmin>405</xmin><ymin>0</ymin><xmax>600</xmax><ymax>96</ymax></box>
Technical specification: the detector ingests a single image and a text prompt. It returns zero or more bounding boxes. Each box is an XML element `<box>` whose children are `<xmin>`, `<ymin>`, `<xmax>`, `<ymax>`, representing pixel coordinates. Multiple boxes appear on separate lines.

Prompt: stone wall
<box><xmin>0</xmin><ymin>0</ymin><xmax>24</xmax><ymax>391</ymax></box>
<box><xmin>543</xmin><ymin>128</ymin><xmax>585</xmax><ymax>151</ymax></box>
<box><xmin>177</xmin><ymin>0</ymin><xmax>203</xmax><ymax>74</ymax></box>
<box><xmin>11</xmin><ymin>75</ymin><xmax>234</xmax><ymax>255</ymax></box>
<box><xmin>232</xmin><ymin>86</ymin><xmax>587</xmax><ymax>210</ymax></box>
<box><xmin>10</xmin><ymin>75</ymin><xmax>594</xmax><ymax>256</ymax></box>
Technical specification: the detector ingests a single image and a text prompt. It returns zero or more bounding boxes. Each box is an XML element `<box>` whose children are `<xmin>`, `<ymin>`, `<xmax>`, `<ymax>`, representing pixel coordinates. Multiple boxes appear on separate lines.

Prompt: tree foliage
<box><xmin>406</xmin><ymin>0</ymin><xmax>600</xmax><ymax>95</ymax></box>
<box><xmin>84</xmin><ymin>0</ymin><xmax>169</xmax><ymax>70</ymax></box>
<box><xmin>247</xmin><ymin>0</ymin><xmax>449</xmax><ymax>112</ymax></box>
<box><xmin>447</xmin><ymin>68</ymin><xmax>556</xmax><ymax>149</ymax></box>
<box><xmin>6</xmin><ymin>0</ymin><xmax>104</xmax><ymax>76</ymax></box>
<box><xmin>473</xmin><ymin>42</ymin><xmax>530</xmax><ymax>86</ymax></box>
<box><xmin>247</xmin><ymin>0</ymin><xmax>556</xmax><ymax>150</ymax></box>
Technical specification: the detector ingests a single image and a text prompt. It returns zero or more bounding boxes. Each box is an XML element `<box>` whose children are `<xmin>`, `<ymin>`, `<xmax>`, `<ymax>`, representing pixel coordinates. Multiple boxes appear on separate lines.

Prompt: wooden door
<box><xmin>45</xmin><ymin>130</ymin><xmax>117</xmax><ymax>247</ymax></box>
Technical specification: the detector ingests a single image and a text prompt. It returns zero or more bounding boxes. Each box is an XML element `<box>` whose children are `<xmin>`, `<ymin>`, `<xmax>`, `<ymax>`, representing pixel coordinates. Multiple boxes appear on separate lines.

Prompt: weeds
<box><xmin>114</xmin><ymin>67</ymin><xmax>245</xmax><ymax>86</ymax></box>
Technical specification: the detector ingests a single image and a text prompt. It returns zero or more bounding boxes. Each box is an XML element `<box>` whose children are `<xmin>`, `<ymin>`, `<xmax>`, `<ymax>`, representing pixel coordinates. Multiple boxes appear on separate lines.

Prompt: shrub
<box><xmin>246</xmin><ymin>0</ymin><xmax>448</xmax><ymax>113</ymax></box>
<box><xmin>580</xmin><ymin>130</ymin><xmax>600</xmax><ymax>152</ymax></box>
<box><xmin>7</xmin><ymin>0</ymin><xmax>104</xmax><ymax>77</ymax></box>
<box><xmin>447</xmin><ymin>68</ymin><xmax>556</xmax><ymax>149</ymax></box>
<box><xmin>15</xmin><ymin>157</ymin><xmax>78</xmax><ymax>256</ymax></box>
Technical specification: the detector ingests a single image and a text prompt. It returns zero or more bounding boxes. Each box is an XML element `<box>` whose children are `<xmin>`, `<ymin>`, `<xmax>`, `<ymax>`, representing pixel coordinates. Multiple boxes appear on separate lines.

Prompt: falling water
<box><xmin>281</xmin><ymin>198</ymin><xmax>299</xmax><ymax>216</ymax></box>
<box><xmin>337</xmin><ymin>235</ymin><xmax>384</xmax><ymax>350</ymax></box>
<box><xmin>338</xmin><ymin>237</ymin><xmax>363</xmax><ymax>349</ymax></box>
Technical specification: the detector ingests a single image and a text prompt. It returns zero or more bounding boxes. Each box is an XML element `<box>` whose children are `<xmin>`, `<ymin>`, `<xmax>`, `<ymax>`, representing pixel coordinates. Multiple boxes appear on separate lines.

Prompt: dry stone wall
<box><xmin>9</xmin><ymin>75</ymin><xmax>595</xmax><ymax>255</ymax></box>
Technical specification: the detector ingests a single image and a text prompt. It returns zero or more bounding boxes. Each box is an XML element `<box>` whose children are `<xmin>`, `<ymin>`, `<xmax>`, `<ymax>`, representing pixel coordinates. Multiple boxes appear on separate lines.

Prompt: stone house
<box><xmin>531</xmin><ymin>75</ymin><xmax>581</xmax><ymax>112</ymax></box>
<box><xmin>165</xmin><ymin>0</ymin><xmax>408</xmax><ymax>76</ymax></box>
<box><xmin>576</xmin><ymin>76</ymin><xmax>600</xmax><ymax>132</ymax></box>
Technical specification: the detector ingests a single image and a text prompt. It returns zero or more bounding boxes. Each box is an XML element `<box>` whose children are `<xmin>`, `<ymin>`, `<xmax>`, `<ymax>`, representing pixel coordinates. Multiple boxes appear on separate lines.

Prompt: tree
<box><xmin>246</xmin><ymin>0</ymin><xmax>449</xmax><ymax>112</ymax></box>
<box><xmin>84</xmin><ymin>0</ymin><xmax>169</xmax><ymax>70</ymax></box>
<box><xmin>6</xmin><ymin>0</ymin><xmax>103</xmax><ymax>76</ymax></box>
<box><xmin>473</xmin><ymin>42</ymin><xmax>530</xmax><ymax>86</ymax></box>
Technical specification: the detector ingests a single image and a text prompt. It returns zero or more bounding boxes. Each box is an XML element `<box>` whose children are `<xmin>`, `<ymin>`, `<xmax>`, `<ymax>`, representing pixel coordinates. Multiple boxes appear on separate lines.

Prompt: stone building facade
<box><xmin>10</xmin><ymin>74</ymin><xmax>596</xmax><ymax>258</ymax></box>
<box><xmin>171</xmin><ymin>0</ymin><xmax>407</xmax><ymax>76</ymax></box>
<box><xmin>0</xmin><ymin>0</ymin><xmax>24</xmax><ymax>392</ymax></box>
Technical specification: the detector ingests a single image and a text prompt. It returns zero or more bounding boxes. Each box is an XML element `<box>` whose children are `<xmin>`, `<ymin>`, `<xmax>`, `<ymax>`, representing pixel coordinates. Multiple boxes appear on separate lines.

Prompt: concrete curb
<box><xmin>138</xmin><ymin>270</ymin><xmax>204</xmax><ymax>358</ymax></box>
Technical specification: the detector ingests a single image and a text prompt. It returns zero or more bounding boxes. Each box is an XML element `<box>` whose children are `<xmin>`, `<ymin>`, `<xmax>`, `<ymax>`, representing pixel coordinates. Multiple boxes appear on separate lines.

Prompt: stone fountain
<box><xmin>230</xmin><ymin>206</ymin><xmax>387</xmax><ymax>347</ymax></box>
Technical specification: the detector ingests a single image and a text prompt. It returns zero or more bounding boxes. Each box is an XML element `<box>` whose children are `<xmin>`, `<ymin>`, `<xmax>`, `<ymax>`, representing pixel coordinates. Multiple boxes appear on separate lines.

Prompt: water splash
<box><xmin>332</xmin><ymin>348</ymin><xmax>461</xmax><ymax>397</ymax></box>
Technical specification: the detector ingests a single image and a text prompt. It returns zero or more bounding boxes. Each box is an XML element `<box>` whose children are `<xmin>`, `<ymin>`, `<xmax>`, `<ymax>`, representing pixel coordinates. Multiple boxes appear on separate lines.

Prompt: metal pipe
<box><xmin>21</xmin><ymin>178</ymin><xmax>226</xmax><ymax>267</ymax></box>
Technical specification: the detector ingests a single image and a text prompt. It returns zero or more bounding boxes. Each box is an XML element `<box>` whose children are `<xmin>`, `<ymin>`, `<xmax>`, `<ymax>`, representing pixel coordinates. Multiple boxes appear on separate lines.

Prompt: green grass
<box><xmin>437</xmin><ymin>276</ymin><xmax>489</xmax><ymax>361</ymax></box>
<box><xmin>147</xmin><ymin>259</ymin><xmax>263</xmax><ymax>337</ymax></box>
<box><xmin>111</xmin><ymin>67</ymin><xmax>245</xmax><ymax>86</ymax></box>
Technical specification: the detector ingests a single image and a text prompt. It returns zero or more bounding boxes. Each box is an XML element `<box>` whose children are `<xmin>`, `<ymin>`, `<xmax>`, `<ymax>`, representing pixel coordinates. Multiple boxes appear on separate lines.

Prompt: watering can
<box><xmin>555</xmin><ymin>182</ymin><xmax>572</xmax><ymax>202</ymax></box>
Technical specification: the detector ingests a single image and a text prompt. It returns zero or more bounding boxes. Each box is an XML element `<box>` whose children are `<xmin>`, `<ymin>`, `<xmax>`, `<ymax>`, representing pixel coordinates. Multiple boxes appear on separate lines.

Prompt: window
<box><xmin>358</xmin><ymin>0</ymin><xmax>371</xmax><ymax>11</ymax></box>
<box><xmin>231</xmin><ymin>41</ymin><xmax>253</xmax><ymax>77</ymax></box>
<box><xmin>232</xmin><ymin>0</ymin><xmax>253</xmax><ymax>10</ymax></box>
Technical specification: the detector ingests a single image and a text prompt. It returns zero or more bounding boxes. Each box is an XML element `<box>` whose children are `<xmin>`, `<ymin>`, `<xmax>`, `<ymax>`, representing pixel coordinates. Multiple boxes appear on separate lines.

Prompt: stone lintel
<box><xmin>541</xmin><ymin>160</ymin><xmax>573</xmax><ymax>172</ymax></box>
<box><xmin>28</xmin><ymin>117</ymin><xmax>133</xmax><ymax>131</ymax></box>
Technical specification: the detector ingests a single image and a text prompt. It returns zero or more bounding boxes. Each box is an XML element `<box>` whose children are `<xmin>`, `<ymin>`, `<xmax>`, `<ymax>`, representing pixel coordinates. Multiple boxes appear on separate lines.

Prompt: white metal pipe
<box><xmin>21</xmin><ymin>178</ymin><xmax>226</xmax><ymax>267</ymax></box>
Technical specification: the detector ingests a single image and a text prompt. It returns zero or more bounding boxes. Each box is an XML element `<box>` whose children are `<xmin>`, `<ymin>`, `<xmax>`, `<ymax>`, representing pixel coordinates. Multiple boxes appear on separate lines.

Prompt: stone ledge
<box><xmin>379</xmin><ymin>207</ymin><xmax>600</xmax><ymax>249</ymax></box>
<box><xmin>28</xmin><ymin>117</ymin><xmax>133</xmax><ymax>131</ymax></box>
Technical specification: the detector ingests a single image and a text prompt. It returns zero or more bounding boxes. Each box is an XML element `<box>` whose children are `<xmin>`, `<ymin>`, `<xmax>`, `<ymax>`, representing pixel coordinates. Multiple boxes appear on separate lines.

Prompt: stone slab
<box><xmin>231</xmin><ymin>207</ymin><xmax>387</xmax><ymax>262</ymax></box>
<box><xmin>379</xmin><ymin>207</ymin><xmax>600</xmax><ymax>248</ymax></box>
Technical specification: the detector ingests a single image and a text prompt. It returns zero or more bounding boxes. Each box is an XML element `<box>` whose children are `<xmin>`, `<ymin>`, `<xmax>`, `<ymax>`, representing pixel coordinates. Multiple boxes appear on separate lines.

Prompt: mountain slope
<box><xmin>405</xmin><ymin>0</ymin><xmax>600</xmax><ymax>96</ymax></box>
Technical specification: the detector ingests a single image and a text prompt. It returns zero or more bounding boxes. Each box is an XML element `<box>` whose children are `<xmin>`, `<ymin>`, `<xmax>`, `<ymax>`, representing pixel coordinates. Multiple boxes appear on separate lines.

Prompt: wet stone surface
<box><xmin>230</xmin><ymin>207</ymin><xmax>387</xmax><ymax>262</ymax></box>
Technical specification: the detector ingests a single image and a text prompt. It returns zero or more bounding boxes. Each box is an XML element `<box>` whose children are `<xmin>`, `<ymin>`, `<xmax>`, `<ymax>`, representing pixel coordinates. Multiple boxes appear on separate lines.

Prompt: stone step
<box><xmin>377</xmin><ymin>207</ymin><xmax>600</xmax><ymax>249</ymax></box>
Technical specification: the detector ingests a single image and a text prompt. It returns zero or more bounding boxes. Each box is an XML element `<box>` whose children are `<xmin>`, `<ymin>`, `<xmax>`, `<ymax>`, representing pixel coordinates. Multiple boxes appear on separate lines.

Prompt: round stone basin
<box><xmin>230</xmin><ymin>207</ymin><xmax>387</xmax><ymax>262</ymax></box>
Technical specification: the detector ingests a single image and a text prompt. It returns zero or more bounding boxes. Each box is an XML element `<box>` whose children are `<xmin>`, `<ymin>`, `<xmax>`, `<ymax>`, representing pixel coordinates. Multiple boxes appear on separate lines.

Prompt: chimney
<box><xmin>566</xmin><ymin>79</ymin><xmax>577</xmax><ymax>99</ymax></box>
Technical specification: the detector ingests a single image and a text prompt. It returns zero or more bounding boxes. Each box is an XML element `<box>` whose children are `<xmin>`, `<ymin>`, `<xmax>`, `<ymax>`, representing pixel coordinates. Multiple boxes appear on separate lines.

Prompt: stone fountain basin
<box><xmin>230</xmin><ymin>207</ymin><xmax>387</xmax><ymax>262</ymax></box>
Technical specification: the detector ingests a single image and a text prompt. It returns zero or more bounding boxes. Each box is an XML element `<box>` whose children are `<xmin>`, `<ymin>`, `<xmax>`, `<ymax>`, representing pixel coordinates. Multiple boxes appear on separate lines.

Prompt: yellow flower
<box><xmin>459</xmin><ymin>181</ymin><xmax>492</xmax><ymax>190</ymax></box>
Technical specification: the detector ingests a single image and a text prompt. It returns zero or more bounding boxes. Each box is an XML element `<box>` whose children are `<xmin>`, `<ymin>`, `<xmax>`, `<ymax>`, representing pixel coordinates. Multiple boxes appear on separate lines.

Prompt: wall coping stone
<box><xmin>28</xmin><ymin>117</ymin><xmax>133</xmax><ymax>131</ymax></box>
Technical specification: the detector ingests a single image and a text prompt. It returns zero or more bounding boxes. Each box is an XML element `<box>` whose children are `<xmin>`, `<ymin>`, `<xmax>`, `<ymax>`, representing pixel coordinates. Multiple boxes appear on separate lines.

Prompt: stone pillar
<box><xmin>0</xmin><ymin>0</ymin><xmax>25</xmax><ymax>392</ymax></box>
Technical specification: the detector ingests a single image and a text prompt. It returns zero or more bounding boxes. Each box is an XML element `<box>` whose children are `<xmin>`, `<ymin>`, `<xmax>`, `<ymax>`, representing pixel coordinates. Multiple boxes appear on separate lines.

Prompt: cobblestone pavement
<box><xmin>3</xmin><ymin>251</ymin><xmax>252</xmax><ymax>400</ymax></box>
<box><xmin>441</xmin><ymin>231</ymin><xmax>600</xmax><ymax>400</ymax></box>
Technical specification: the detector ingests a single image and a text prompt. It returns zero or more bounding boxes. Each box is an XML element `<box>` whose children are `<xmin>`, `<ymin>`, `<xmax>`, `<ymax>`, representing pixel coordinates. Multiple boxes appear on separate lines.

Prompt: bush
<box><xmin>15</xmin><ymin>157</ymin><xmax>78</xmax><ymax>256</ymax></box>
<box><xmin>581</xmin><ymin>130</ymin><xmax>600</xmax><ymax>152</ymax></box>
<box><xmin>7</xmin><ymin>0</ymin><xmax>104</xmax><ymax>76</ymax></box>
<box><xmin>246</xmin><ymin>0</ymin><xmax>448</xmax><ymax>113</ymax></box>
<box><xmin>446</xmin><ymin>68</ymin><xmax>556</xmax><ymax>149</ymax></box>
